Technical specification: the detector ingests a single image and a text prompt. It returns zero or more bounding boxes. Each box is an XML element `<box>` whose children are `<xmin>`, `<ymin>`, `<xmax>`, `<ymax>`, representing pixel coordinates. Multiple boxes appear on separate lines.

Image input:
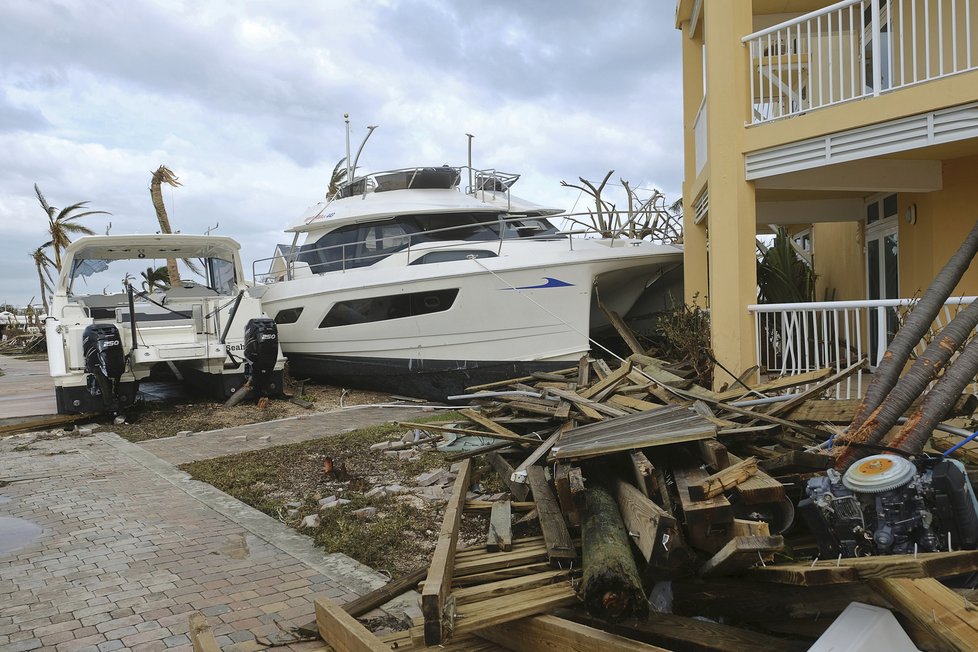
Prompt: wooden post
<box><xmin>613</xmin><ymin>478</ymin><xmax>675</xmax><ymax>563</ymax></box>
<box><xmin>314</xmin><ymin>597</ymin><xmax>390</xmax><ymax>652</ymax></box>
<box><xmin>487</xmin><ymin>500</ymin><xmax>513</xmax><ymax>552</ymax></box>
<box><xmin>525</xmin><ymin>465</ymin><xmax>577</xmax><ymax>567</ymax></box>
<box><xmin>421</xmin><ymin>458</ymin><xmax>472</xmax><ymax>645</ymax></box>
<box><xmin>188</xmin><ymin>613</ymin><xmax>221</xmax><ymax>652</ymax></box>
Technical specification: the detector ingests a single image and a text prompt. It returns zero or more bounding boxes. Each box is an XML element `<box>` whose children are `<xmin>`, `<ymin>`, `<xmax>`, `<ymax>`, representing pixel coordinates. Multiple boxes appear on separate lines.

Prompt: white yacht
<box><xmin>257</xmin><ymin>166</ymin><xmax>682</xmax><ymax>399</ymax></box>
<box><xmin>46</xmin><ymin>234</ymin><xmax>285</xmax><ymax>414</ymax></box>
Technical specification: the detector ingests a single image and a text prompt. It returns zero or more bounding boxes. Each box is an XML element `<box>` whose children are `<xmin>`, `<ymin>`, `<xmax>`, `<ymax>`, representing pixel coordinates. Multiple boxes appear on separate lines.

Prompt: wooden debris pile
<box><xmin>237</xmin><ymin>353</ymin><xmax>978</xmax><ymax>652</ymax></box>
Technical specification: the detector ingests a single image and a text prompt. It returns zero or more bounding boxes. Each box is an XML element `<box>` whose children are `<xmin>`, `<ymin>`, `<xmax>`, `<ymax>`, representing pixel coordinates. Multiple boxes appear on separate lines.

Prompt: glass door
<box><xmin>866</xmin><ymin>194</ymin><xmax>899</xmax><ymax>367</ymax></box>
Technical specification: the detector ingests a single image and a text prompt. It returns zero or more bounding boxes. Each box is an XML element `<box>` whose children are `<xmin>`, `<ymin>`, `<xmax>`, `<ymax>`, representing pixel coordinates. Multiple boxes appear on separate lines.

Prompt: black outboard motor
<box><xmin>243</xmin><ymin>318</ymin><xmax>279</xmax><ymax>397</ymax></box>
<box><xmin>82</xmin><ymin>324</ymin><xmax>125</xmax><ymax>409</ymax></box>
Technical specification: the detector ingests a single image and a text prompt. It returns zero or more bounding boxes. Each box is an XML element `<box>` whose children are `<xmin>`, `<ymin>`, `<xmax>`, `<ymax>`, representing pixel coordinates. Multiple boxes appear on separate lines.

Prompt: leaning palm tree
<box><xmin>149</xmin><ymin>165</ymin><xmax>201</xmax><ymax>284</ymax></box>
<box><xmin>140</xmin><ymin>265</ymin><xmax>170</xmax><ymax>293</ymax></box>
<box><xmin>327</xmin><ymin>157</ymin><xmax>349</xmax><ymax>199</ymax></box>
<box><xmin>29</xmin><ymin>245</ymin><xmax>55</xmax><ymax>314</ymax></box>
<box><xmin>35</xmin><ymin>184</ymin><xmax>109</xmax><ymax>271</ymax></box>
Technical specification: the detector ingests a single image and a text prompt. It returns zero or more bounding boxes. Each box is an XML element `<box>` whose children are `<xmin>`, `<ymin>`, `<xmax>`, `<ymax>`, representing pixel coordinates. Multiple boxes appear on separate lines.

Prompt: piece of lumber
<box><xmin>698</xmin><ymin>535</ymin><xmax>784</xmax><ymax>578</ymax></box>
<box><xmin>691</xmin><ymin>400</ymin><xmax>738</xmax><ymax>428</ymax></box>
<box><xmin>546</xmin><ymin>387</ymin><xmax>629</xmax><ymax>418</ymax></box>
<box><xmin>457</xmin><ymin>409</ymin><xmax>538</xmax><ymax>443</ymax></box>
<box><xmin>732</xmin><ymin>518</ymin><xmax>771</xmax><ymax>537</ymax></box>
<box><xmin>672</xmin><ymin>464</ymin><xmax>734</xmax><ymax>554</ymax></box>
<box><xmin>554</xmin><ymin>399</ymin><xmax>571</xmax><ymax>420</ymax></box>
<box><xmin>487</xmin><ymin>501</ymin><xmax>512</xmax><ymax>552</ymax></box>
<box><xmin>714</xmin><ymin>367</ymin><xmax>833</xmax><ymax>401</ymax></box>
<box><xmin>510</xmin><ymin>427</ymin><xmax>564</xmax><ymax>484</ymax></box>
<box><xmin>577</xmin><ymin>355</ymin><xmax>590</xmax><ymax>386</ymax></box>
<box><xmin>435</xmin><ymin>583</ymin><xmax>578</xmax><ymax>640</ymax></box>
<box><xmin>873</xmin><ymin>577</ymin><xmax>978</xmax><ymax>652</ymax></box>
<box><xmin>697</xmin><ymin>439</ymin><xmax>730</xmax><ymax>471</ymax></box>
<box><xmin>613</xmin><ymin>478</ymin><xmax>675</xmax><ymax>563</ymax></box>
<box><xmin>686</xmin><ymin>390</ymin><xmax>831</xmax><ymax>440</ymax></box>
<box><xmin>627</xmin><ymin>449</ymin><xmax>657</xmax><ymax>498</ymax></box>
<box><xmin>597</xmin><ymin>296</ymin><xmax>647</xmax><ymax>357</ymax></box>
<box><xmin>478</xmin><ymin>614</ymin><xmax>670</xmax><ymax>652</ymax></box>
<box><xmin>465</xmin><ymin>500</ymin><xmax>534</xmax><ymax>512</ymax></box>
<box><xmin>747</xmin><ymin>550</ymin><xmax>978</xmax><ymax>586</ymax></box>
<box><xmin>340</xmin><ymin>566</ymin><xmax>428</xmax><ymax>618</ymax></box>
<box><xmin>421</xmin><ymin>457</ymin><xmax>472</xmax><ymax>645</ymax></box>
<box><xmin>766</xmin><ymin>359</ymin><xmax>868</xmax><ymax>417</ymax></box>
<box><xmin>525</xmin><ymin>465</ymin><xmax>577</xmax><ymax>566</ymax></box>
<box><xmin>688</xmin><ymin>456</ymin><xmax>759</xmax><ymax>500</ymax></box>
<box><xmin>553</xmin><ymin>464</ymin><xmax>581</xmax><ymax>527</ymax></box>
<box><xmin>592</xmin><ymin>358</ymin><xmax>613</xmax><ymax>378</ymax></box>
<box><xmin>563</xmin><ymin>609</ymin><xmax>809</xmax><ymax>652</ymax></box>
<box><xmin>579</xmin><ymin>360</ymin><xmax>633</xmax><ymax>400</ymax></box>
<box><xmin>465</xmin><ymin>368</ymin><xmax>578</xmax><ymax>392</ymax></box>
<box><xmin>314</xmin><ymin>596</ymin><xmax>390</xmax><ymax>652</ymax></box>
<box><xmin>452</xmin><ymin>569</ymin><xmax>572</xmax><ymax>606</ymax></box>
<box><xmin>0</xmin><ymin>412</ymin><xmax>102</xmax><ymax>436</ymax></box>
<box><xmin>608</xmin><ymin>393</ymin><xmax>661</xmax><ymax>412</ymax></box>
<box><xmin>726</xmin><ymin>453</ymin><xmax>785</xmax><ymax>504</ymax></box>
<box><xmin>485</xmin><ymin>451</ymin><xmax>530</xmax><ymax>501</ymax></box>
<box><xmin>580</xmin><ymin>482</ymin><xmax>648</xmax><ymax>622</ymax></box>
<box><xmin>452</xmin><ymin>562</ymin><xmax>555</xmax><ymax>587</ymax></box>
<box><xmin>443</xmin><ymin>441</ymin><xmax>513</xmax><ymax>463</ymax></box>
<box><xmin>757</xmin><ymin>450</ymin><xmax>832</xmax><ymax>473</ymax></box>
<box><xmin>188</xmin><ymin>613</ymin><xmax>221</xmax><ymax>652</ymax></box>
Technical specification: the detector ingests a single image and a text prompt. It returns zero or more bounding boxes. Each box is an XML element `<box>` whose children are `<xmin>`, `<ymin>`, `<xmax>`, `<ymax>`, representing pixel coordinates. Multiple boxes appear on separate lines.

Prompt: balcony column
<box><xmin>681</xmin><ymin>19</ymin><xmax>708</xmax><ymax>308</ymax></box>
<box><xmin>703</xmin><ymin>0</ymin><xmax>757</xmax><ymax>389</ymax></box>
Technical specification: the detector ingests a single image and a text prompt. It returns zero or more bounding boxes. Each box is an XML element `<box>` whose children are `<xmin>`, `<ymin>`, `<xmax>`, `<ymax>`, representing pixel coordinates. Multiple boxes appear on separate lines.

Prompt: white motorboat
<box><xmin>46</xmin><ymin>234</ymin><xmax>285</xmax><ymax>414</ymax></box>
<box><xmin>256</xmin><ymin>166</ymin><xmax>682</xmax><ymax>399</ymax></box>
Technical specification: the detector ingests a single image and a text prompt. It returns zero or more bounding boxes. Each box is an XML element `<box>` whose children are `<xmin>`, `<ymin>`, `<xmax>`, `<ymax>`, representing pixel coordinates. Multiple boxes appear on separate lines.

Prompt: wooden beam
<box><xmin>478</xmin><ymin>614</ymin><xmax>670</xmax><ymax>651</ymax></box>
<box><xmin>511</xmin><ymin>427</ymin><xmax>564</xmax><ymax>484</ymax></box>
<box><xmin>726</xmin><ymin>453</ymin><xmax>785</xmax><ymax>504</ymax></box>
<box><xmin>873</xmin><ymin>578</ymin><xmax>978</xmax><ymax>652</ymax></box>
<box><xmin>314</xmin><ymin>596</ymin><xmax>390</xmax><ymax>652</ymax></box>
<box><xmin>765</xmin><ymin>359</ymin><xmax>867</xmax><ymax>417</ymax></box>
<box><xmin>688</xmin><ymin>457</ymin><xmax>759</xmax><ymax>500</ymax></box>
<box><xmin>579</xmin><ymin>361</ymin><xmax>633</xmax><ymax>400</ymax></box>
<box><xmin>453</xmin><ymin>570</ymin><xmax>572</xmax><ymax>606</ymax></box>
<box><xmin>340</xmin><ymin>566</ymin><xmax>428</xmax><ymax>618</ymax></box>
<box><xmin>613</xmin><ymin>478</ymin><xmax>675</xmax><ymax>562</ymax></box>
<box><xmin>421</xmin><ymin>457</ymin><xmax>472</xmax><ymax>645</ymax></box>
<box><xmin>437</xmin><ymin>584</ymin><xmax>578</xmax><ymax>640</ymax></box>
<box><xmin>525</xmin><ymin>465</ymin><xmax>577</xmax><ymax>566</ymax></box>
<box><xmin>486</xmin><ymin>452</ymin><xmax>529</xmax><ymax>501</ymax></box>
<box><xmin>487</xmin><ymin>501</ymin><xmax>512</xmax><ymax>552</ymax></box>
<box><xmin>547</xmin><ymin>387</ymin><xmax>629</xmax><ymax>418</ymax></box>
<box><xmin>672</xmin><ymin>464</ymin><xmax>734</xmax><ymax>554</ymax></box>
<box><xmin>553</xmin><ymin>464</ymin><xmax>581</xmax><ymax>527</ymax></box>
<box><xmin>748</xmin><ymin>550</ymin><xmax>978</xmax><ymax>586</ymax></box>
<box><xmin>628</xmin><ymin>450</ymin><xmax>657</xmax><ymax>499</ymax></box>
<box><xmin>713</xmin><ymin>367</ymin><xmax>832</xmax><ymax>401</ymax></box>
<box><xmin>697</xmin><ymin>439</ymin><xmax>730</xmax><ymax>471</ymax></box>
<box><xmin>458</xmin><ymin>409</ymin><xmax>538</xmax><ymax>443</ymax></box>
<box><xmin>465</xmin><ymin>367</ymin><xmax>578</xmax><ymax>392</ymax></box>
<box><xmin>698</xmin><ymin>535</ymin><xmax>784</xmax><ymax>578</ymax></box>
<box><xmin>188</xmin><ymin>613</ymin><xmax>221</xmax><ymax>652</ymax></box>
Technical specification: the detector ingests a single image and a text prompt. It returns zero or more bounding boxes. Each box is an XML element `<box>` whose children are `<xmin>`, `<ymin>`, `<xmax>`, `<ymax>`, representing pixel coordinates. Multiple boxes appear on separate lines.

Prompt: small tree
<box><xmin>29</xmin><ymin>245</ymin><xmax>55</xmax><ymax>314</ymax></box>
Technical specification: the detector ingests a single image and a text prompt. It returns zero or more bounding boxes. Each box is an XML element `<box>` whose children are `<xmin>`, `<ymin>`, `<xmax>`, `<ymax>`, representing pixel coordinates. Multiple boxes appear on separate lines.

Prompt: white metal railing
<box><xmin>744</xmin><ymin>0</ymin><xmax>977</xmax><ymax>124</ymax></box>
<box><xmin>749</xmin><ymin>296</ymin><xmax>977</xmax><ymax>398</ymax></box>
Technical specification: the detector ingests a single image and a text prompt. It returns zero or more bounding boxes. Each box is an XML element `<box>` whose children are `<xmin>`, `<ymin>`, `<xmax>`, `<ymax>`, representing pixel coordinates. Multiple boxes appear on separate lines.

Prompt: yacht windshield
<box><xmin>68</xmin><ymin>255</ymin><xmax>236</xmax><ymax>297</ymax></box>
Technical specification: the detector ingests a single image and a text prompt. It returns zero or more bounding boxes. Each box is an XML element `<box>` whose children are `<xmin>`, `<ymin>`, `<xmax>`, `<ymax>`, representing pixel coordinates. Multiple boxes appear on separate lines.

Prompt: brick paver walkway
<box><xmin>0</xmin><ymin>429</ymin><xmax>411</xmax><ymax>651</ymax></box>
<box><xmin>138</xmin><ymin>405</ymin><xmax>436</xmax><ymax>466</ymax></box>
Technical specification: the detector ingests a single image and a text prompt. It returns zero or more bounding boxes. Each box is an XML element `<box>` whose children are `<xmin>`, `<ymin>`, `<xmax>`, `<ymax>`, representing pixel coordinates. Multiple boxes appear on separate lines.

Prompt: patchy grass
<box><xmin>180</xmin><ymin>413</ymin><xmax>490</xmax><ymax>576</ymax></box>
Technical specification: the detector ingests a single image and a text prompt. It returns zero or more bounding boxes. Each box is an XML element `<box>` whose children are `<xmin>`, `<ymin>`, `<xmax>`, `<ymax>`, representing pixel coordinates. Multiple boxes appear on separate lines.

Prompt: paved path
<box><xmin>138</xmin><ymin>405</ymin><xmax>439</xmax><ymax>466</ymax></box>
<box><xmin>0</xmin><ymin>354</ymin><xmax>57</xmax><ymax>419</ymax></box>
<box><xmin>0</xmin><ymin>429</ymin><xmax>416</xmax><ymax>652</ymax></box>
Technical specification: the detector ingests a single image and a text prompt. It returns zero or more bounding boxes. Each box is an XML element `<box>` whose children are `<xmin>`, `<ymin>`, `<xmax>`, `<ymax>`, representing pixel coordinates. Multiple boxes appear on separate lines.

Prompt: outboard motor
<box><xmin>82</xmin><ymin>324</ymin><xmax>125</xmax><ymax>409</ymax></box>
<box><xmin>243</xmin><ymin>318</ymin><xmax>279</xmax><ymax>397</ymax></box>
<box><xmin>800</xmin><ymin>453</ymin><xmax>978</xmax><ymax>558</ymax></box>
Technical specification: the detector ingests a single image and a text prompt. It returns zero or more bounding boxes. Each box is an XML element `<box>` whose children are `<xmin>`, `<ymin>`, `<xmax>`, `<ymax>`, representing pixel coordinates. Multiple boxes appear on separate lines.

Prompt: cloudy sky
<box><xmin>0</xmin><ymin>0</ymin><xmax>683</xmax><ymax>308</ymax></box>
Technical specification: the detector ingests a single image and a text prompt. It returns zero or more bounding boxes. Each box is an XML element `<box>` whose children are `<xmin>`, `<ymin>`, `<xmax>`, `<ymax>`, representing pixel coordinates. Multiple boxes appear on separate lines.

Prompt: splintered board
<box><xmin>551</xmin><ymin>405</ymin><xmax>717</xmax><ymax>461</ymax></box>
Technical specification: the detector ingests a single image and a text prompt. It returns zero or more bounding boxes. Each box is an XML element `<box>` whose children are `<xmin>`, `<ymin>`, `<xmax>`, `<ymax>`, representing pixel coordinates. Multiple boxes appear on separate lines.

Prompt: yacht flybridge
<box><xmin>46</xmin><ymin>234</ymin><xmax>285</xmax><ymax>414</ymax></box>
<box><xmin>256</xmin><ymin>165</ymin><xmax>683</xmax><ymax>400</ymax></box>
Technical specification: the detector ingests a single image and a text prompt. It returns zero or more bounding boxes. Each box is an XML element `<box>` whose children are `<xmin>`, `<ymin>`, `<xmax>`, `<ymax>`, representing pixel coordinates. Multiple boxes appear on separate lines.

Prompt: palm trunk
<box><xmin>887</xmin><ymin>334</ymin><xmax>978</xmax><ymax>455</ymax></box>
<box><xmin>846</xmin><ymin>217</ymin><xmax>978</xmax><ymax>434</ymax></box>
<box><xmin>35</xmin><ymin>263</ymin><xmax>49</xmax><ymax>315</ymax></box>
<box><xmin>150</xmin><ymin>169</ymin><xmax>181</xmax><ymax>285</ymax></box>
<box><xmin>835</xmin><ymin>299</ymin><xmax>978</xmax><ymax>469</ymax></box>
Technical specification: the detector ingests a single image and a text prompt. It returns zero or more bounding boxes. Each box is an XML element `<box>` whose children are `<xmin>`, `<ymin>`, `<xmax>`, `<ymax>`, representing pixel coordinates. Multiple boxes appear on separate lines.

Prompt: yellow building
<box><xmin>675</xmin><ymin>0</ymin><xmax>978</xmax><ymax>389</ymax></box>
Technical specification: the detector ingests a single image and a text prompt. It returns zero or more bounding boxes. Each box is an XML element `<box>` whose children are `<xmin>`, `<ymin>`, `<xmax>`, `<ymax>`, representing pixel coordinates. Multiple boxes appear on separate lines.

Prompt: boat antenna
<box><xmin>351</xmin><ymin>125</ymin><xmax>378</xmax><ymax>179</ymax></box>
<box><xmin>344</xmin><ymin>113</ymin><xmax>352</xmax><ymax>182</ymax></box>
<box><xmin>466</xmin><ymin>133</ymin><xmax>474</xmax><ymax>192</ymax></box>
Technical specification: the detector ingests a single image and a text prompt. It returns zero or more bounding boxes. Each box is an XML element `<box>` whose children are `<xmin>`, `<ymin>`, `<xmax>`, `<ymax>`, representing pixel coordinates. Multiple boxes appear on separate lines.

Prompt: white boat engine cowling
<box><xmin>799</xmin><ymin>454</ymin><xmax>978</xmax><ymax>558</ymax></box>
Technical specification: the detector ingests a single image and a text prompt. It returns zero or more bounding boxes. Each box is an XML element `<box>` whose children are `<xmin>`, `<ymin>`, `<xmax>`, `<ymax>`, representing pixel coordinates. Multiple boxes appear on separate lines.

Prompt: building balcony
<box><xmin>744</xmin><ymin>0</ymin><xmax>978</xmax><ymax>126</ymax></box>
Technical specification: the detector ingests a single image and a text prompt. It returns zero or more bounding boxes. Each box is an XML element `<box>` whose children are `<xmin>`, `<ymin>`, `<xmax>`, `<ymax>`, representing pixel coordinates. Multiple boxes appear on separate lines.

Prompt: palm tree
<box><xmin>29</xmin><ymin>245</ymin><xmax>55</xmax><ymax>314</ymax></box>
<box><xmin>150</xmin><ymin>165</ymin><xmax>183</xmax><ymax>285</ymax></box>
<box><xmin>34</xmin><ymin>184</ymin><xmax>109</xmax><ymax>271</ymax></box>
<box><xmin>327</xmin><ymin>157</ymin><xmax>348</xmax><ymax>199</ymax></box>
<box><xmin>140</xmin><ymin>265</ymin><xmax>170</xmax><ymax>293</ymax></box>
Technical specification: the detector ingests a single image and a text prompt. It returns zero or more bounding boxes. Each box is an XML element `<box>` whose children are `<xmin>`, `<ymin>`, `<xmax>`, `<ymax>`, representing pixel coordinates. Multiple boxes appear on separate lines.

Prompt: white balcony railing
<box><xmin>744</xmin><ymin>0</ymin><xmax>977</xmax><ymax>124</ymax></box>
<box><xmin>749</xmin><ymin>296</ymin><xmax>977</xmax><ymax>398</ymax></box>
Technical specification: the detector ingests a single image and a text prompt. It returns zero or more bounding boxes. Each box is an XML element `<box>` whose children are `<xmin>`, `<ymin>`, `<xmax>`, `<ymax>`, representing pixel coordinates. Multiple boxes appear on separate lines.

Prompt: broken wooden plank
<box><xmin>525</xmin><ymin>465</ymin><xmax>577</xmax><ymax>566</ymax></box>
<box><xmin>872</xmin><ymin>577</ymin><xmax>978</xmax><ymax>652</ymax></box>
<box><xmin>613</xmin><ymin>478</ymin><xmax>675</xmax><ymax>563</ymax></box>
<box><xmin>478</xmin><ymin>614</ymin><xmax>669</xmax><ymax>651</ymax></box>
<box><xmin>598</xmin><ymin>296</ymin><xmax>647</xmax><ymax>357</ymax></box>
<box><xmin>314</xmin><ymin>596</ymin><xmax>390</xmax><ymax>652</ymax></box>
<box><xmin>577</xmin><ymin>355</ymin><xmax>591</xmax><ymax>386</ymax></box>
<box><xmin>437</xmin><ymin>583</ymin><xmax>578</xmax><ymax>640</ymax></box>
<box><xmin>553</xmin><ymin>464</ymin><xmax>581</xmax><ymax>527</ymax></box>
<box><xmin>457</xmin><ymin>409</ymin><xmax>538</xmax><ymax>443</ymax></box>
<box><xmin>747</xmin><ymin>550</ymin><xmax>978</xmax><ymax>586</ymax></box>
<box><xmin>421</xmin><ymin>457</ymin><xmax>472</xmax><ymax>645</ymax></box>
<box><xmin>672</xmin><ymin>464</ymin><xmax>734</xmax><ymax>554</ymax></box>
<box><xmin>697</xmin><ymin>439</ymin><xmax>730</xmax><ymax>471</ymax></box>
<box><xmin>465</xmin><ymin>368</ymin><xmax>578</xmax><ymax>393</ymax></box>
<box><xmin>608</xmin><ymin>393</ymin><xmax>661</xmax><ymax>412</ymax></box>
<box><xmin>726</xmin><ymin>453</ymin><xmax>784</xmax><ymax>504</ymax></box>
<box><xmin>627</xmin><ymin>449</ymin><xmax>657</xmax><ymax>498</ymax></box>
<box><xmin>713</xmin><ymin>367</ymin><xmax>833</xmax><ymax>401</ymax></box>
<box><xmin>757</xmin><ymin>450</ymin><xmax>832</xmax><ymax>473</ymax></box>
<box><xmin>452</xmin><ymin>569</ymin><xmax>572</xmax><ymax>606</ymax></box>
<box><xmin>732</xmin><ymin>518</ymin><xmax>771</xmax><ymax>537</ymax></box>
<box><xmin>341</xmin><ymin>566</ymin><xmax>428</xmax><ymax>618</ymax></box>
<box><xmin>510</xmin><ymin>427</ymin><xmax>564</xmax><ymax>484</ymax></box>
<box><xmin>579</xmin><ymin>360</ymin><xmax>633</xmax><ymax>400</ymax></box>
<box><xmin>452</xmin><ymin>562</ymin><xmax>556</xmax><ymax>587</ymax></box>
<box><xmin>485</xmin><ymin>451</ymin><xmax>529</xmax><ymax>502</ymax></box>
<box><xmin>688</xmin><ymin>457</ymin><xmax>759</xmax><ymax>500</ymax></box>
<box><xmin>698</xmin><ymin>535</ymin><xmax>785</xmax><ymax>578</ymax></box>
<box><xmin>546</xmin><ymin>387</ymin><xmax>629</xmax><ymax>418</ymax></box>
<box><xmin>487</xmin><ymin>501</ymin><xmax>512</xmax><ymax>552</ymax></box>
<box><xmin>188</xmin><ymin>613</ymin><xmax>221</xmax><ymax>652</ymax></box>
<box><xmin>766</xmin><ymin>359</ymin><xmax>868</xmax><ymax>418</ymax></box>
